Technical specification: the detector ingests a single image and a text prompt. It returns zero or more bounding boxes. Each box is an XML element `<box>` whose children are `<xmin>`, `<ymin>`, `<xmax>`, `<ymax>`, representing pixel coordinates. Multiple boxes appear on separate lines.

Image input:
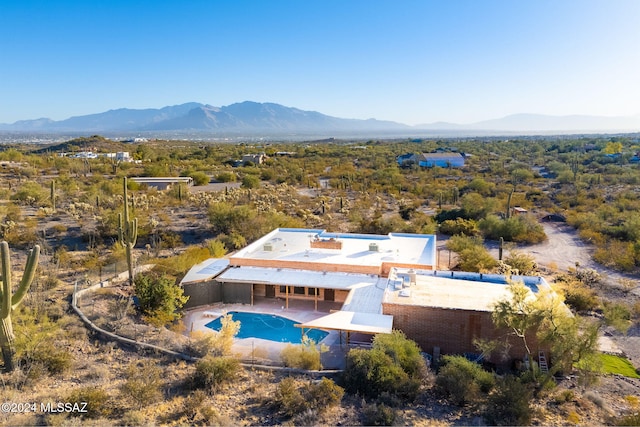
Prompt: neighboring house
<box><xmin>181</xmin><ymin>228</ymin><xmax>560</xmax><ymax>364</ymax></box>
<box><xmin>396</xmin><ymin>153</ymin><xmax>419</xmax><ymax>167</ymax></box>
<box><xmin>242</xmin><ymin>153</ymin><xmax>267</xmax><ymax>165</ymax></box>
<box><xmin>129</xmin><ymin>176</ymin><xmax>193</xmax><ymax>190</ymax></box>
<box><xmin>104</xmin><ymin>152</ymin><xmax>132</xmax><ymax>162</ymax></box>
<box><xmin>418</xmin><ymin>152</ymin><xmax>465</xmax><ymax>168</ymax></box>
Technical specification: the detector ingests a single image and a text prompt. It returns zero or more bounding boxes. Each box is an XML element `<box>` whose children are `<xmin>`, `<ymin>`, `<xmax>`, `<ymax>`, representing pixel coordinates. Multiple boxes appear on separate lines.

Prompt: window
<box><xmin>308</xmin><ymin>287</ymin><xmax>318</xmax><ymax>296</ymax></box>
<box><xmin>294</xmin><ymin>286</ymin><xmax>305</xmax><ymax>295</ymax></box>
<box><xmin>280</xmin><ymin>286</ymin><xmax>287</xmax><ymax>293</ymax></box>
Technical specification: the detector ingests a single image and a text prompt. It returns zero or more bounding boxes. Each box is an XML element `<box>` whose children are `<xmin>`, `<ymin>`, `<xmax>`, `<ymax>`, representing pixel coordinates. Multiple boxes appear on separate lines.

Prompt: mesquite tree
<box><xmin>118</xmin><ymin>177</ymin><xmax>138</xmax><ymax>286</ymax></box>
<box><xmin>0</xmin><ymin>241</ymin><xmax>40</xmax><ymax>372</ymax></box>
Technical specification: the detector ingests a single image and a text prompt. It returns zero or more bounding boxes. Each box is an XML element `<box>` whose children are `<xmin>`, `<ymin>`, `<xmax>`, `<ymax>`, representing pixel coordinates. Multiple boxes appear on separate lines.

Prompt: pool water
<box><xmin>205</xmin><ymin>311</ymin><xmax>329</xmax><ymax>344</ymax></box>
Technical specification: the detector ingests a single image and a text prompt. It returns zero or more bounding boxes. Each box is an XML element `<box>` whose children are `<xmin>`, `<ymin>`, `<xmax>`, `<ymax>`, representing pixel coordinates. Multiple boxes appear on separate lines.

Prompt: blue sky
<box><xmin>1</xmin><ymin>0</ymin><xmax>639</xmax><ymax>125</ymax></box>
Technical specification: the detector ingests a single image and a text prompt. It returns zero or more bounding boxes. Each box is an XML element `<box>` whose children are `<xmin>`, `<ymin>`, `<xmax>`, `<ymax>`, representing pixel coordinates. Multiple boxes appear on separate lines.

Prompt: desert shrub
<box><xmin>603</xmin><ymin>302</ymin><xmax>633</xmax><ymax>334</ymax></box>
<box><xmin>483</xmin><ymin>375</ymin><xmax>533</xmax><ymax>426</ymax></box>
<box><xmin>616</xmin><ymin>413</ymin><xmax>640</xmax><ymax>426</ymax></box>
<box><xmin>373</xmin><ymin>330</ymin><xmax>428</xmax><ymax>380</ymax></box>
<box><xmin>584</xmin><ymin>390</ymin><xmax>606</xmax><ymax>409</ymax></box>
<box><xmin>206</xmin><ymin>238</ymin><xmax>227</xmax><ymax>257</ymax></box>
<box><xmin>503</xmin><ymin>250</ymin><xmax>537</xmax><ymax>275</ymax></box>
<box><xmin>120</xmin><ymin>361</ymin><xmax>163</xmax><ymax>408</ymax></box>
<box><xmin>193</xmin><ymin>355</ymin><xmax>241</xmax><ymax>391</ymax></box>
<box><xmin>10</xmin><ymin>181</ymin><xmax>47</xmax><ymax>205</ymax></box>
<box><xmin>446</xmin><ymin>234</ymin><xmax>497</xmax><ymax>272</ymax></box>
<box><xmin>439</xmin><ymin>218</ymin><xmax>479</xmax><ymax>236</ymax></box>
<box><xmin>343</xmin><ymin>348</ymin><xmax>415</xmax><ymax>400</ymax></box>
<box><xmin>66</xmin><ymin>386</ymin><xmax>111</xmax><ymax>418</ymax></box>
<box><xmin>134</xmin><ymin>272</ymin><xmax>189</xmax><ymax>325</ymax></box>
<box><xmin>189</xmin><ymin>171</ymin><xmax>210</xmax><ymax>186</ymax></box>
<box><xmin>343</xmin><ymin>331</ymin><xmax>426</xmax><ymax>401</ymax></box>
<box><xmin>436</xmin><ymin>355</ymin><xmax>495</xmax><ymax>406</ymax></box>
<box><xmin>13</xmin><ymin>314</ymin><xmax>73</xmax><ymax>376</ymax></box>
<box><xmin>559</xmin><ymin>282</ymin><xmax>600</xmax><ymax>312</ymax></box>
<box><xmin>275</xmin><ymin>377</ymin><xmax>306</xmax><ymax>416</ymax></box>
<box><xmin>241</xmin><ymin>174</ymin><xmax>260</xmax><ymax>189</ymax></box>
<box><xmin>189</xmin><ymin>314</ymin><xmax>239</xmax><ymax>357</ymax></box>
<box><xmin>274</xmin><ymin>377</ymin><xmax>344</xmax><ymax>418</ymax></box>
<box><xmin>362</xmin><ymin>402</ymin><xmax>396</xmax><ymax>426</ymax></box>
<box><xmin>479</xmin><ymin>214</ymin><xmax>546</xmax><ymax>244</ymax></box>
<box><xmin>280</xmin><ymin>336</ymin><xmax>323</xmax><ymax>370</ymax></box>
<box><xmin>215</xmin><ymin>171</ymin><xmax>237</xmax><ymax>182</ymax></box>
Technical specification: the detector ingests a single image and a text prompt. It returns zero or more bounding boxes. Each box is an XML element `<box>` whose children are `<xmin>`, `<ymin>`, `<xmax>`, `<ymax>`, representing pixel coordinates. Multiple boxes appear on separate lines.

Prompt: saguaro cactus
<box><xmin>118</xmin><ymin>177</ymin><xmax>138</xmax><ymax>286</ymax></box>
<box><xmin>0</xmin><ymin>241</ymin><xmax>40</xmax><ymax>372</ymax></box>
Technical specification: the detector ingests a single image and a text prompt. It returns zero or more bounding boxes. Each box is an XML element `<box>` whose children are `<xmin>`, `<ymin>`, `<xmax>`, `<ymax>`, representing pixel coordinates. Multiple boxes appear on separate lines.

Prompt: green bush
<box><xmin>362</xmin><ymin>402</ymin><xmax>396</xmax><ymax>426</ymax></box>
<box><xmin>439</xmin><ymin>218</ymin><xmax>479</xmax><ymax>236</ymax></box>
<box><xmin>603</xmin><ymin>302</ymin><xmax>633</xmax><ymax>334</ymax></box>
<box><xmin>373</xmin><ymin>330</ymin><xmax>428</xmax><ymax>379</ymax></box>
<box><xmin>436</xmin><ymin>355</ymin><xmax>495</xmax><ymax>406</ymax></box>
<box><xmin>215</xmin><ymin>171</ymin><xmax>237</xmax><ymax>182</ymax></box>
<box><xmin>134</xmin><ymin>272</ymin><xmax>189</xmax><ymax>325</ymax></box>
<box><xmin>343</xmin><ymin>348</ymin><xmax>418</xmax><ymax>400</ymax></box>
<box><xmin>241</xmin><ymin>174</ymin><xmax>260</xmax><ymax>189</ymax></box>
<box><xmin>189</xmin><ymin>171</ymin><xmax>210</xmax><ymax>186</ymax></box>
<box><xmin>274</xmin><ymin>377</ymin><xmax>344</xmax><ymax>418</ymax></box>
<box><xmin>66</xmin><ymin>386</ymin><xmax>111</xmax><ymax>418</ymax></box>
<box><xmin>483</xmin><ymin>375</ymin><xmax>533</xmax><ymax>426</ymax></box>
<box><xmin>616</xmin><ymin>413</ymin><xmax>640</xmax><ymax>426</ymax></box>
<box><xmin>503</xmin><ymin>251</ymin><xmax>537</xmax><ymax>275</ymax></box>
<box><xmin>280</xmin><ymin>336</ymin><xmax>323</xmax><ymax>370</ymax></box>
<box><xmin>343</xmin><ymin>332</ymin><xmax>427</xmax><ymax>401</ymax></box>
<box><xmin>193</xmin><ymin>355</ymin><xmax>241</xmax><ymax>391</ymax></box>
<box><xmin>120</xmin><ymin>361</ymin><xmax>163</xmax><ymax>408</ymax></box>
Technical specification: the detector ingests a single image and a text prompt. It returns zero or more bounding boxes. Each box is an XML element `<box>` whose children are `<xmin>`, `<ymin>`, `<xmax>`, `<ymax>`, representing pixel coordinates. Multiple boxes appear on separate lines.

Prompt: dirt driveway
<box><xmin>438</xmin><ymin>222</ymin><xmax>640</xmax><ymax>298</ymax></box>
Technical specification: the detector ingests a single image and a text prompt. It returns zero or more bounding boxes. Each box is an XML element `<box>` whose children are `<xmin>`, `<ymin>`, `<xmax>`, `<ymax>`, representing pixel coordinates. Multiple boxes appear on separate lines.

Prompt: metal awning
<box><xmin>296</xmin><ymin>310</ymin><xmax>393</xmax><ymax>335</ymax></box>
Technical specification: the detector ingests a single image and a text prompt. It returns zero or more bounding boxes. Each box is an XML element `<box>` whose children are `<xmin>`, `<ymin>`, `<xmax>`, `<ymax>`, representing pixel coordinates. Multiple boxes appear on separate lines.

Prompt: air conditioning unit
<box><xmin>263</xmin><ymin>243</ymin><xmax>273</xmax><ymax>251</ymax></box>
<box><xmin>369</xmin><ymin>243</ymin><xmax>379</xmax><ymax>252</ymax></box>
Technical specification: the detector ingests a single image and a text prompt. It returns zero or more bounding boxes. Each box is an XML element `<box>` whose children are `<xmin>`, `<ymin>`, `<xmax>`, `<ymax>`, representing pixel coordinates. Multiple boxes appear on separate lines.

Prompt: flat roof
<box><xmin>180</xmin><ymin>258</ymin><xmax>229</xmax><ymax>284</ymax></box>
<box><xmin>216</xmin><ymin>266</ymin><xmax>380</xmax><ymax>290</ymax></box>
<box><xmin>383</xmin><ymin>268</ymin><xmax>549</xmax><ymax>312</ymax></box>
<box><xmin>231</xmin><ymin>228</ymin><xmax>436</xmax><ymax>269</ymax></box>
<box><xmin>297</xmin><ymin>311</ymin><xmax>393</xmax><ymax>335</ymax></box>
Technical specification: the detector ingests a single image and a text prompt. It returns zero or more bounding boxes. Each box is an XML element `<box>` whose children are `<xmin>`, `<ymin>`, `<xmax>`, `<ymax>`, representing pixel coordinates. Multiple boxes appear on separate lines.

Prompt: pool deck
<box><xmin>182</xmin><ymin>297</ymin><xmax>353</xmax><ymax>369</ymax></box>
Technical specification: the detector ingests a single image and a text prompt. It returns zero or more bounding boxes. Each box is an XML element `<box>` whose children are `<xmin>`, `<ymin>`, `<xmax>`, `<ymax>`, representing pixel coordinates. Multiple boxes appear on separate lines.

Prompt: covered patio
<box><xmin>296</xmin><ymin>310</ymin><xmax>394</xmax><ymax>346</ymax></box>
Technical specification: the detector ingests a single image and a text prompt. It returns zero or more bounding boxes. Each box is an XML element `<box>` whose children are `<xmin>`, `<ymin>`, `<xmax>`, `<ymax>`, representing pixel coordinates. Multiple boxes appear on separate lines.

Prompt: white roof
<box><xmin>297</xmin><ymin>311</ymin><xmax>393</xmax><ymax>334</ymax></box>
<box><xmin>180</xmin><ymin>258</ymin><xmax>229</xmax><ymax>284</ymax></box>
<box><xmin>384</xmin><ymin>269</ymin><xmax>550</xmax><ymax>312</ymax></box>
<box><xmin>216</xmin><ymin>266</ymin><xmax>380</xmax><ymax>290</ymax></box>
<box><xmin>231</xmin><ymin>228</ymin><xmax>436</xmax><ymax>269</ymax></box>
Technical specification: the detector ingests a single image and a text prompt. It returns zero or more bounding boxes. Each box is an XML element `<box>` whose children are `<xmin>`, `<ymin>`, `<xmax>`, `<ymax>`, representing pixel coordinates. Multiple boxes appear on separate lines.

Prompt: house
<box><xmin>181</xmin><ymin>228</ymin><xmax>560</xmax><ymax>363</ymax></box>
<box><xmin>104</xmin><ymin>152</ymin><xmax>132</xmax><ymax>162</ymax></box>
<box><xmin>242</xmin><ymin>153</ymin><xmax>268</xmax><ymax>165</ymax></box>
<box><xmin>418</xmin><ymin>152</ymin><xmax>465</xmax><ymax>168</ymax></box>
<box><xmin>396</xmin><ymin>153</ymin><xmax>419</xmax><ymax>167</ymax></box>
<box><xmin>382</xmin><ymin>269</ymin><xmax>550</xmax><ymax>360</ymax></box>
<box><xmin>129</xmin><ymin>176</ymin><xmax>193</xmax><ymax>191</ymax></box>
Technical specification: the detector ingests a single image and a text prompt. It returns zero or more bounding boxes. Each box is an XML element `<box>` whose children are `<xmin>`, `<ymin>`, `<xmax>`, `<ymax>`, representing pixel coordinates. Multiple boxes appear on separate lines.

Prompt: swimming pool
<box><xmin>205</xmin><ymin>311</ymin><xmax>329</xmax><ymax>344</ymax></box>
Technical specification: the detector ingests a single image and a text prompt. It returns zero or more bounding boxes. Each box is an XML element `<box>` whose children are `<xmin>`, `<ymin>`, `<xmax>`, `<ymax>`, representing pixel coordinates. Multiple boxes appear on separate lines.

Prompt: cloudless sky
<box><xmin>1</xmin><ymin>0</ymin><xmax>639</xmax><ymax>125</ymax></box>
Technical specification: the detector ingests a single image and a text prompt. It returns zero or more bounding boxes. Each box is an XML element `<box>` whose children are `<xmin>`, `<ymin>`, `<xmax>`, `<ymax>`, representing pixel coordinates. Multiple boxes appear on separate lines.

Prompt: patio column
<box><xmin>314</xmin><ymin>287</ymin><xmax>318</xmax><ymax>311</ymax></box>
<box><xmin>251</xmin><ymin>284</ymin><xmax>254</xmax><ymax>306</ymax></box>
<box><xmin>285</xmin><ymin>285</ymin><xmax>289</xmax><ymax>310</ymax></box>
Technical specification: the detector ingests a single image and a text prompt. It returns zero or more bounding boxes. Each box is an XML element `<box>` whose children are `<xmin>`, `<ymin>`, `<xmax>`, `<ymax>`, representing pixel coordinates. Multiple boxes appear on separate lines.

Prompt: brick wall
<box><xmin>382</xmin><ymin>303</ymin><xmax>544</xmax><ymax>362</ymax></box>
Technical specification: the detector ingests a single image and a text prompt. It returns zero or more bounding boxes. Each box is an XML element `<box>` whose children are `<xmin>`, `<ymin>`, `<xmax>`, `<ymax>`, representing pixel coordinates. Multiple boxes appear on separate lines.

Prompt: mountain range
<box><xmin>1</xmin><ymin>101</ymin><xmax>639</xmax><ymax>135</ymax></box>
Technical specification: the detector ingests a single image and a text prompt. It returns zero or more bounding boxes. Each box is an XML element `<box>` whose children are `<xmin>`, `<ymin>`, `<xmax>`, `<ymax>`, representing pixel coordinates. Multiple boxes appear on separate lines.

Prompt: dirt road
<box><xmin>437</xmin><ymin>222</ymin><xmax>640</xmax><ymax>297</ymax></box>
